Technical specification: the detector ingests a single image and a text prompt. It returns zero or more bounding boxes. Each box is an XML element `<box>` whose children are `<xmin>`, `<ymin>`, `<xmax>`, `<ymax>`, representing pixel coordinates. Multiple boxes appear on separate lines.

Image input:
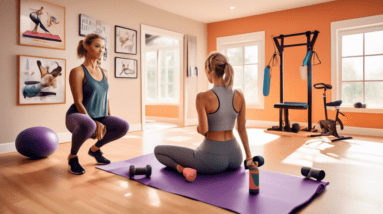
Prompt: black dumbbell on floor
<box><xmin>129</xmin><ymin>165</ymin><xmax>152</xmax><ymax>179</ymax></box>
<box><xmin>244</xmin><ymin>156</ymin><xmax>265</xmax><ymax>169</ymax></box>
<box><xmin>301</xmin><ymin>166</ymin><xmax>325</xmax><ymax>181</ymax></box>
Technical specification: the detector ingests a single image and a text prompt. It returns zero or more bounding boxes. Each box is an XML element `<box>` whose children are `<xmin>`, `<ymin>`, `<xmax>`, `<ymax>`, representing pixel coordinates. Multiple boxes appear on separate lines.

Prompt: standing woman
<box><xmin>154</xmin><ymin>52</ymin><xmax>258</xmax><ymax>182</ymax></box>
<box><xmin>66</xmin><ymin>33</ymin><xmax>129</xmax><ymax>175</ymax></box>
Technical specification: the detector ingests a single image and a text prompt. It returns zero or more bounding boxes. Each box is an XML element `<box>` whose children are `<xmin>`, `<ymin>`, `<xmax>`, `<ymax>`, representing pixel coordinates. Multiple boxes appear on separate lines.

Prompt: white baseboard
<box><xmin>186</xmin><ymin>118</ymin><xmax>198</xmax><ymax>126</ymax></box>
<box><xmin>129</xmin><ymin>123</ymin><xmax>142</xmax><ymax>132</ymax></box>
<box><xmin>0</xmin><ymin>142</ymin><xmax>16</xmax><ymax>154</ymax></box>
<box><xmin>245</xmin><ymin>120</ymin><xmax>383</xmax><ymax>137</ymax></box>
<box><xmin>146</xmin><ymin>116</ymin><xmax>178</xmax><ymax>124</ymax></box>
<box><xmin>0</xmin><ymin>123</ymin><xmax>143</xmax><ymax>155</ymax></box>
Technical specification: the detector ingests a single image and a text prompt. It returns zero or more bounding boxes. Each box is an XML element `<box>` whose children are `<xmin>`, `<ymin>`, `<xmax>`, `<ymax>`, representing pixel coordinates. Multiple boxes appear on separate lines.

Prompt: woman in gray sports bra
<box><xmin>154</xmin><ymin>52</ymin><xmax>257</xmax><ymax>182</ymax></box>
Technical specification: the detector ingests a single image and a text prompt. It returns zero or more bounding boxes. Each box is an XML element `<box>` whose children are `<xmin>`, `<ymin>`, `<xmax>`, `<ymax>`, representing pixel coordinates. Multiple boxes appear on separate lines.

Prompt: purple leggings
<box><xmin>66</xmin><ymin>113</ymin><xmax>129</xmax><ymax>155</ymax></box>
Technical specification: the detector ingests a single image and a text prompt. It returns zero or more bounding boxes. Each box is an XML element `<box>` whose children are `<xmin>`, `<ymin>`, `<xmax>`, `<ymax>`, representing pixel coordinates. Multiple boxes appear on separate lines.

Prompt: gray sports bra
<box><xmin>207</xmin><ymin>86</ymin><xmax>239</xmax><ymax>132</ymax></box>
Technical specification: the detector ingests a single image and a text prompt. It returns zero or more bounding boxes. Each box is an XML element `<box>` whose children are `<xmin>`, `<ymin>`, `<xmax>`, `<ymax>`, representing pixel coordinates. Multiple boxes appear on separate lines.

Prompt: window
<box><xmin>216</xmin><ymin>32</ymin><xmax>265</xmax><ymax>109</ymax></box>
<box><xmin>145</xmin><ymin>35</ymin><xmax>180</xmax><ymax>104</ymax></box>
<box><xmin>332</xmin><ymin>15</ymin><xmax>383</xmax><ymax>112</ymax></box>
<box><xmin>226</xmin><ymin>44</ymin><xmax>259</xmax><ymax>104</ymax></box>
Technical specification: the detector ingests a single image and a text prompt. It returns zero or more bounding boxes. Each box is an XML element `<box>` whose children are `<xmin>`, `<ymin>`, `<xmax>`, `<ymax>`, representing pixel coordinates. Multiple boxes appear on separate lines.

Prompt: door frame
<box><xmin>140</xmin><ymin>24</ymin><xmax>185</xmax><ymax>130</ymax></box>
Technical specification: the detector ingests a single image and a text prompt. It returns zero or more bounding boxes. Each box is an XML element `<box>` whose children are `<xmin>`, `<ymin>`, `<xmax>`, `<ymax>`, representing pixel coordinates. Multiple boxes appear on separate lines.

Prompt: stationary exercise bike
<box><xmin>311</xmin><ymin>83</ymin><xmax>352</xmax><ymax>142</ymax></box>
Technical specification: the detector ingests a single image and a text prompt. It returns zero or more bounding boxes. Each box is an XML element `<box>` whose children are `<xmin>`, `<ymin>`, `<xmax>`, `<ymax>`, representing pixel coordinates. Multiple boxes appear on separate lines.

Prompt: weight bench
<box><xmin>269</xmin><ymin>102</ymin><xmax>308</xmax><ymax>132</ymax></box>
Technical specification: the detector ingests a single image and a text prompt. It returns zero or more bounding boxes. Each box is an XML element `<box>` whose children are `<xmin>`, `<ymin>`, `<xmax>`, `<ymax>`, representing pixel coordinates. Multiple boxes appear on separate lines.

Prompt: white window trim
<box><xmin>146</xmin><ymin>46</ymin><xmax>179</xmax><ymax>52</ymax></box>
<box><xmin>216</xmin><ymin>31</ymin><xmax>265</xmax><ymax>109</ymax></box>
<box><xmin>331</xmin><ymin>14</ymin><xmax>383</xmax><ymax>113</ymax></box>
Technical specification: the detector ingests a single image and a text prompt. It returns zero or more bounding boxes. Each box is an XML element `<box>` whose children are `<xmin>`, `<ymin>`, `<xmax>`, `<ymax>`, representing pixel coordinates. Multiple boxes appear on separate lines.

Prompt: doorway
<box><xmin>141</xmin><ymin>25</ymin><xmax>184</xmax><ymax>131</ymax></box>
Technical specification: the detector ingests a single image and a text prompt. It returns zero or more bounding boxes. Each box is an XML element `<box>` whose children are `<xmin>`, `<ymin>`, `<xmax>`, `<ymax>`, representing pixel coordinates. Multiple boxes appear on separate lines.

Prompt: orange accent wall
<box><xmin>207</xmin><ymin>0</ymin><xmax>383</xmax><ymax>129</ymax></box>
<box><xmin>146</xmin><ymin>105</ymin><xmax>179</xmax><ymax>118</ymax></box>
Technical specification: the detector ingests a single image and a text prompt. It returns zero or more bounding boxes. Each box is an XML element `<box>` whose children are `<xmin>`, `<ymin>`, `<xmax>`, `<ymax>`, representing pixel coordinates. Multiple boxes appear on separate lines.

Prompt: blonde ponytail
<box><xmin>223</xmin><ymin>63</ymin><xmax>234</xmax><ymax>90</ymax></box>
<box><xmin>205</xmin><ymin>52</ymin><xmax>234</xmax><ymax>90</ymax></box>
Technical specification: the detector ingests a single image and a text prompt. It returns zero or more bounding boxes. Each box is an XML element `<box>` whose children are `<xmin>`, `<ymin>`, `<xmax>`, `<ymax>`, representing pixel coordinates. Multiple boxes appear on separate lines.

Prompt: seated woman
<box><xmin>154</xmin><ymin>52</ymin><xmax>258</xmax><ymax>182</ymax></box>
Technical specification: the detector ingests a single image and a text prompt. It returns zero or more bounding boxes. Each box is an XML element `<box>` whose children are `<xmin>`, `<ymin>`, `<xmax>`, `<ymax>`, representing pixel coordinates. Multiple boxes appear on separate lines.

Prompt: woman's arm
<box><xmin>236</xmin><ymin>90</ymin><xmax>252</xmax><ymax>161</ymax></box>
<box><xmin>196</xmin><ymin>92</ymin><xmax>208</xmax><ymax>136</ymax></box>
<box><xmin>69</xmin><ymin>67</ymin><xmax>88</xmax><ymax>115</ymax></box>
<box><xmin>103</xmin><ymin>68</ymin><xmax>111</xmax><ymax>116</ymax></box>
<box><xmin>107</xmin><ymin>100</ymin><xmax>111</xmax><ymax>116</ymax></box>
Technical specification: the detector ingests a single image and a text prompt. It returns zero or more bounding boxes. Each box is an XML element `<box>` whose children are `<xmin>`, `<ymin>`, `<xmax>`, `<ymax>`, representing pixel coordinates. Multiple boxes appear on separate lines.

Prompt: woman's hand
<box><xmin>94</xmin><ymin>121</ymin><xmax>106</xmax><ymax>141</ymax></box>
<box><xmin>246</xmin><ymin>158</ymin><xmax>259</xmax><ymax>168</ymax></box>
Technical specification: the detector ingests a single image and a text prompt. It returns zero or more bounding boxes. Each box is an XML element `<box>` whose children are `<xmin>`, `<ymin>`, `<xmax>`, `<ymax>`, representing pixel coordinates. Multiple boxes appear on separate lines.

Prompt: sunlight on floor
<box><xmin>123</xmin><ymin>135</ymin><xmax>141</xmax><ymax>139</ymax></box>
<box><xmin>118</xmin><ymin>180</ymin><xmax>129</xmax><ymax>189</ymax></box>
<box><xmin>144</xmin><ymin>123</ymin><xmax>178</xmax><ymax>132</ymax></box>
<box><xmin>148</xmin><ymin>188</ymin><xmax>161</xmax><ymax>207</ymax></box>
<box><xmin>166</xmin><ymin>136</ymin><xmax>192</xmax><ymax>142</ymax></box>
<box><xmin>142</xmin><ymin>123</ymin><xmax>179</xmax><ymax>154</ymax></box>
<box><xmin>282</xmin><ymin>137</ymin><xmax>383</xmax><ymax>169</ymax></box>
<box><xmin>142</xmin><ymin>133</ymin><xmax>165</xmax><ymax>155</ymax></box>
<box><xmin>234</xmin><ymin>128</ymin><xmax>280</xmax><ymax>146</ymax></box>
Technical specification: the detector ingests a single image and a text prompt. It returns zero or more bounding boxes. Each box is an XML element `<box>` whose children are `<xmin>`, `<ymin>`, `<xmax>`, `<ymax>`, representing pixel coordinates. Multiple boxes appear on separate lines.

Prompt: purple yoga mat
<box><xmin>97</xmin><ymin>153</ymin><xmax>329</xmax><ymax>214</ymax></box>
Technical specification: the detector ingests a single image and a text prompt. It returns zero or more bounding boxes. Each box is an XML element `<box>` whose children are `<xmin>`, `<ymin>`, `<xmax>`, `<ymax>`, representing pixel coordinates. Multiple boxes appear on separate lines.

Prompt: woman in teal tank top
<box><xmin>65</xmin><ymin>34</ymin><xmax>129</xmax><ymax>175</ymax></box>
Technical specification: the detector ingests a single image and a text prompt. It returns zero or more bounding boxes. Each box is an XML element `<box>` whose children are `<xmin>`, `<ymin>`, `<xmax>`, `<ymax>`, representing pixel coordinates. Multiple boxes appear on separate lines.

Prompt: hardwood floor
<box><xmin>1</xmin><ymin>123</ymin><xmax>383</xmax><ymax>214</ymax></box>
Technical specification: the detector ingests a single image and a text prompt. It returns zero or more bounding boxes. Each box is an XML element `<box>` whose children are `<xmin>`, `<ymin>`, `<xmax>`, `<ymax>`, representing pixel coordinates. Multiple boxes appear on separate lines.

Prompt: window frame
<box><xmin>331</xmin><ymin>14</ymin><xmax>383</xmax><ymax>113</ymax></box>
<box><xmin>145</xmin><ymin>46</ymin><xmax>179</xmax><ymax>105</ymax></box>
<box><xmin>216</xmin><ymin>32</ymin><xmax>265</xmax><ymax>109</ymax></box>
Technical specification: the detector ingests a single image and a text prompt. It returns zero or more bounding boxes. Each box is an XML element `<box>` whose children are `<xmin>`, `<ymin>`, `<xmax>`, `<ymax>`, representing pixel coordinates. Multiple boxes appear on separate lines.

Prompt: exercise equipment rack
<box><xmin>268</xmin><ymin>31</ymin><xmax>319</xmax><ymax>132</ymax></box>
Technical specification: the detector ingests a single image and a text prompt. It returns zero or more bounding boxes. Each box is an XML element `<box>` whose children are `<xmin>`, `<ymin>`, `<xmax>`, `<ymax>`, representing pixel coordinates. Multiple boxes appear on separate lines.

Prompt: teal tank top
<box><xmin>67</xmin><ymin>65</ymin><xmax>109</xmax><ymax>118</ymax></box>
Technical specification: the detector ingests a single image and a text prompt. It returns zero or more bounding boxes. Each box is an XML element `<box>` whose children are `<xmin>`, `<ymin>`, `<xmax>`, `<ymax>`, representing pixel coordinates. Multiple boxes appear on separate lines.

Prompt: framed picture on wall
<box><xmin>19</xmin><ymin>0</ymin><xmax>66</xmax><ymax>50</ymax></box>
<box><xmin>79</xmin><ymin>14</ymin><xmax>109</xmax><ymax>61</ymax></box>
<box><xmin>18</xmin><ymin>55</ymin><xmax>66</xmax><ymax>105</ymax></box>
<box><xmin>115</xmin><ymin>57</ymin><xmax>137</xmax><ymax>79</ymax></box>
<box><xmin>115</xmin><ymin>25</ymin><xmax>137</xmax><ymax>55</ymax></box>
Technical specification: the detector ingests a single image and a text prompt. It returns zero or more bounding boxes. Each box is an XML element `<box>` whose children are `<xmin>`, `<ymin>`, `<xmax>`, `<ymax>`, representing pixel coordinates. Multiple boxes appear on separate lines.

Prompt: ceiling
<box><xmin>137</xmin><ymin>0</ymin><xmax>335</xmax><ymax>23</ymax></box>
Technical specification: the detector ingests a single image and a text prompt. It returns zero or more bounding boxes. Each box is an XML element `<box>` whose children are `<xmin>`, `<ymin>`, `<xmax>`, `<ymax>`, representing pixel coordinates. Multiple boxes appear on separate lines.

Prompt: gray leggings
<box><xmin>154</xmin><ymin>137</ymin><xmax>243</xmax><ymax>175</ymax></box>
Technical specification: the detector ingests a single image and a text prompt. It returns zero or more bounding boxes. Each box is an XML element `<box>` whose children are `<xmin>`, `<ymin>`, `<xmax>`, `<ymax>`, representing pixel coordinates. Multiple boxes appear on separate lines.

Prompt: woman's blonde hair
<box><xmin>77</xmin><ymin>33</ymin><xmax>102</xmax><ymax>59</ymax></box>
<box><xmin>204</xmin><ymin>52</ymin><xmax>234</xmax><ymax>89</ymax></box>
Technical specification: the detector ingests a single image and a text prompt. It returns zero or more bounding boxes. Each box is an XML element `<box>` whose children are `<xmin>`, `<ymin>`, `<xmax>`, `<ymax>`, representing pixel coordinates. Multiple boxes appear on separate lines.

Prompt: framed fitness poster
<box><xmin>19</xmin><ymin>0</ymin><xmax>65</xmax><ymax>50</ymax></box>
<box><xmin>79</xmin><ymin>14</ymin><xmax>109</xmax><ymax>61</ymax></box>
<box><xmin>18</xmin><ymin>55</ymin><xmax>66</xmax><ymax>105</ymax></box>
<box><xmin>115</xmin><ymin>25</ymin><xmax>137</xmax><ymax>55</ymax></box>
<box><xmin>115</xmin><ymin>57</ymin><xmax>137</xmax><ymax>79</ymax></box>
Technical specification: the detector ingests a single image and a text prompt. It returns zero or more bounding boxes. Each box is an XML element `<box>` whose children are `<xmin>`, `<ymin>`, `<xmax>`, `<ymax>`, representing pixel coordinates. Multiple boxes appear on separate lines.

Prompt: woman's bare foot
<box><xmin>177</xmin><ymin>165</ymin><xmax>184</xmax><ymax>173</ymax></box>
<box><xmin>183</xmin><ymin>168</ymin><xmax>197</xmax><ymax>182</ymax></box>
<box><xmin>177</xmin><ymin>165</ymin><xmax>197</xmax><ymax>182</ymax></box>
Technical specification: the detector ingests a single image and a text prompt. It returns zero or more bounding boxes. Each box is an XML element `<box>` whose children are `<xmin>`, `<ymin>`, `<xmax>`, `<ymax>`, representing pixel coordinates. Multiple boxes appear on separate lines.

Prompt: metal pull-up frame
<box><xmin>270</xmin><ymin>30</ymin><xmax>319</xmax><ymax>132</ymax></box>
